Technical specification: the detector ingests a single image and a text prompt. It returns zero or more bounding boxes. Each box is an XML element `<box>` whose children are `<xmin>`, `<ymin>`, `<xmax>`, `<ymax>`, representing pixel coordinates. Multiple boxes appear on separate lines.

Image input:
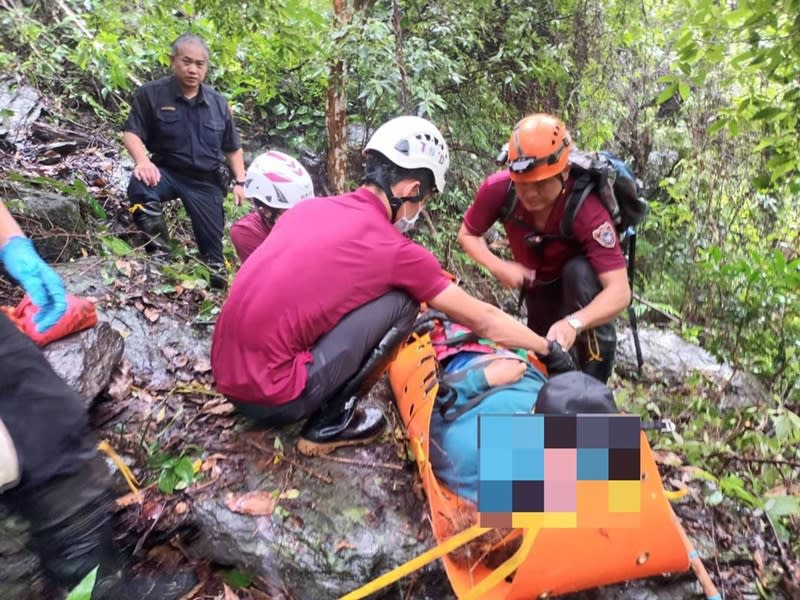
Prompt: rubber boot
<box><xmin>14</xmin><ymin>455</ymin><xmax>196</xmax><ymax>600</ymax></box>
<box><xmin>131</xmin><ymin>201</ymin><xmax>170</xmax><ymax>255</ymax></box>
<box><xmin>296</xmin><ymin>324</ymin><xmax>412</xmax><ymax>456</ymax></box>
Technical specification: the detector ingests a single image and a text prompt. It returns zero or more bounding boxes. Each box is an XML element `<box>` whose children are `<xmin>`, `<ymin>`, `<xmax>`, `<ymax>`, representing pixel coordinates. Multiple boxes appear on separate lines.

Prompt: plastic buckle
<box><xmin>660</xmin><ymin>419</ymin><xmax>676</xmax><ymax>434</ymax></box>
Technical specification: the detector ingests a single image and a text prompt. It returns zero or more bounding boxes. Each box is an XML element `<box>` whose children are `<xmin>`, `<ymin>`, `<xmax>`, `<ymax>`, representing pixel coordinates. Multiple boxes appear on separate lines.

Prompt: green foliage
<box><xmin>65</xmin><ymin>566</ymin><xmax>98</xmax><ymax>600</ymax></box>
<box><xmin>148</xmin><ymin>450</ymin><xmax>201</xmax><ymax>494</ymax></box>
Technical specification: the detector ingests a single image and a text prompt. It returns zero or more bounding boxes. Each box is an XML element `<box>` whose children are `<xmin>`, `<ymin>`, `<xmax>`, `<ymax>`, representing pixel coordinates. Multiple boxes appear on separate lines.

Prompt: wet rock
<box><xmin>43</xmin><ymin>321</ymin><xmax>124</xmax><ymax>407</ymax></box>
<box><xmin>2</xmin><ymin>183</ymin><xmax>87</xmax><ymax>261</ymax></box>
<box><xmin>55</xmin><ymin>258</ymin><xmax>211</xmax><ymax>390</ymax></box>
<box><xmin>0</xmin><ymin>507</ymin><xmax>48</xmax><ymax>600</ymax></box>
<box><xmin>190</xmin><ymin>420</ymin><xmax>438</xmax><ymax>600</ymax></box>
<box><xmin>615</xmin><ymin>327</ymin><xmax>771</xmax><ymax>408</ymax></box>
<box><xmin>0</xmin><ymin>80</ymin><xmax>41</xmax><ymax>146</ymax></box>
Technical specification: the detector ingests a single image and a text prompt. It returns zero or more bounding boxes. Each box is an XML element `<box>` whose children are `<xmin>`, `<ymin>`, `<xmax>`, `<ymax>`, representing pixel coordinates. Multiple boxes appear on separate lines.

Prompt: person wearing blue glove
<box><xmin>0</xmin><ymin>201</ymin><xmax>196</xmax><ymax>598</ymax></box>
<box><xmin>0</xmin><ymin>202</ymin><xmax>67</xmax><ymax>332</ymax></box>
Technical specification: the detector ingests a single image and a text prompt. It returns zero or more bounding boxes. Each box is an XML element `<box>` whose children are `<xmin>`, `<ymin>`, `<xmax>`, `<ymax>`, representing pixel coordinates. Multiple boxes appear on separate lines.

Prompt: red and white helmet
<box><xmin>244</xmin><ymin>151</ymin><xmax>314</xmax><ymax>209</ymax></box>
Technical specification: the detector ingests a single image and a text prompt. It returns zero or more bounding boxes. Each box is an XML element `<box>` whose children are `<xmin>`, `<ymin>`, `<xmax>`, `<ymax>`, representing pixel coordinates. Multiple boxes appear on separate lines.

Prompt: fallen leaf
<box><xmin>225</xmin><ymin>491</ymin><xmax>276</xmax><ymax>516</ymax></box>
<box><xmin>334</xmin><ymin>539</ymin><xmax>356</xmax><ymax>553</ymax></box>
<box><xmin>115</xmin><ymin>490</ymin><xmax>145</xmax><ymax>507</ymax></box>
<box><xmin>200</xmin><ymin>399</ymin><xmax>235</xmax><ymax>415</ymax></box>
<box><xmin>653</xmin><ymin>450</ymin><xmax>683</xmax><ymax>467</ymax></box>
<box><xmin>107</xmin><ymin>360</ymin><xmax>133</xmax><ymax>401</ymax></box>
<box><xmin>115</xmin><ymin>259</ymin><xmax>132</xmax><ymax>278</ymax></box>
<box><xmin>143</xmin><ymin>306</ymin><xmax>160</xmax><ymax>322</ymax></box>
<box><xmin>172</xmin><ymin>355</ymin><xmax>190</xmax><ymax>368</ymax></box>
<box><xmin>222</xmin><ymin>583</ymin><xmax>240</xmax><ymax>600</ymax></box>
<box><xmin>174</xmin><ymin>501</ymin><xmax>189</xmax><ymax>515</ymax></box>
<box><xmin>193</xmin><ymin>357</ymin><xmax>212</xmax><ymax>373</ymax></box>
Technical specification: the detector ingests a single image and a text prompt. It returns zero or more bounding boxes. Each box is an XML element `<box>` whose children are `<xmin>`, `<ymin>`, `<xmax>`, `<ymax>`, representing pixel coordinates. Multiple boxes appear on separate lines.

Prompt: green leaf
<box><xmin>764</xmin><ymin>495</ymin><xmax>800</xmax><ymax>519</ymax></box>
<box><xmin>222</xmin><ymin>569</ymin><xmax>252</xmax><ymax>589</ymax></box>
<box><xmin>656</xmin><ymin>82</ymin><xmax>678</xmax><ymax>105</ymax></box>
<box><xmin>66</xmin><ymin>566</ymin><xmax>98</xmax><ymax>600</ymax></box>
<box><xmin>158</xmin><ymin>469</ymin><xmax>178</xmax><ymax>494</ymax></box>
<box><xmin>101</xmin><ymin>236</ymin><xmax>133</xmax><ymax>256</ymax></box>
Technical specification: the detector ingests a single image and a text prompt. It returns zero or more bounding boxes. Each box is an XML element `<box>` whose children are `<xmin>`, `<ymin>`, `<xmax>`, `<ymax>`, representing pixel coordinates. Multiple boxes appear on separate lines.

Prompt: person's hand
<box><xmin>232</xmin><ymin>183</ymin><xmax>246</xmax><ymax>206</ymax></box>
<box><xmin>484</xmin><ymin>358</ymin><xmax>527</xmax><ymax>387</ymax></box>
<box><xmin>547</xmin><ymin>318</ymin><xmax>578</xmax><ymax>351</ymax></box>
<box><xmin>536</xmin><ymin>340</ymin><xmax>576</xmax><ymax>375</ymax></box>
<box><xmin>493</xmin><ymin>260</ymin><xmax>533</xmax><ymax>290</ymax></box>
<box><xmin>0</xmin><ymin>236</ymin><xmax>67</xmax><ymax>333</ymax></box>
<box><xmin>133</xmin><ymin>159</ymin><xmax>161</xmax><ymax>187</ymax></box>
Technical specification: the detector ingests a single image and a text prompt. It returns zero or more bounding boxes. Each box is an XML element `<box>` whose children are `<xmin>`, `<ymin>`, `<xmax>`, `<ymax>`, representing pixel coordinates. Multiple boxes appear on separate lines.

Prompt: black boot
<box><xmin>131</xmin><ymin>201</ymin><xmax>170</xmax><ymax>255</ymax></box>
<box><xmin>14</xmin><ymin>455</ymin><xmax>196</xmax><ymax>600</ymax></box>
<box><xmin>205</xmin><ymin>261</ymin><xmax>228</xmax><ymax>291</ymax></box>
<box><xmin>296</xmin><ymin>324</ymin><xmax>412</xmax><ymax>456</ymax></box>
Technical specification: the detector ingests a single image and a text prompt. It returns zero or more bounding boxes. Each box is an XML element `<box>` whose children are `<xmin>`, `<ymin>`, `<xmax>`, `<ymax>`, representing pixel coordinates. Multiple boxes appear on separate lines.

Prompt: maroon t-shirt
<box><xmin>230</xmin><ymin>211</ymin><xmax>271</xmax><ymax>264</ymax></box>
<box><xmin>463</xmin><ymin>170</ymin><xmax>626</xmax><ymax>282</ymax></box>
<box><xmin>211</xmin><ymin>187</ymin><xmax>451</xmax><ymax>406</ymax></box>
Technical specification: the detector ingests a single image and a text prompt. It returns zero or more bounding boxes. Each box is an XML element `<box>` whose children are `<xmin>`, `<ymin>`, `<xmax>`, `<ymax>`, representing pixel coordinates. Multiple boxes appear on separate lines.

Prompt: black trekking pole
<box><xmin>626</xmin><ymin>229</ymin><xmax>644</xmax><ymax>373</ymax></box>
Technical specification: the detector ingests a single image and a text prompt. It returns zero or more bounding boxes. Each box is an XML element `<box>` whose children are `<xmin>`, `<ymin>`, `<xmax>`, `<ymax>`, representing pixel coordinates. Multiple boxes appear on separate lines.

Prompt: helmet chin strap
<box><xmin>363</xmin><ymin>163</ymin><xmax>423</xmax><ymax>220</ymax></box>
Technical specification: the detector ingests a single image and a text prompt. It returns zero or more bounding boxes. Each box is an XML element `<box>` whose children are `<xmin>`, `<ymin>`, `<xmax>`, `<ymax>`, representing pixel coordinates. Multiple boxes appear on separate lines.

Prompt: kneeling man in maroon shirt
<box><xmin>211</xmin><ymin>116</ymin><xmax>575</xmax><ymax>456</ymax></box>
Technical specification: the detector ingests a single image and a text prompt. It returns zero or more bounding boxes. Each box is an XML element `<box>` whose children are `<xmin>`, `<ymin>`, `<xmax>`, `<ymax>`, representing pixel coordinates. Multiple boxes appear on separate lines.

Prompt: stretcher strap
<box><xmin>463</xmin><ymin>526</ymin><xmax>540</xmax><ymax>600</ymax></box>
<box><xmin>338</xmin><ymin>524</ymin><xmax>491</xmax><ymax>600</ymax></box>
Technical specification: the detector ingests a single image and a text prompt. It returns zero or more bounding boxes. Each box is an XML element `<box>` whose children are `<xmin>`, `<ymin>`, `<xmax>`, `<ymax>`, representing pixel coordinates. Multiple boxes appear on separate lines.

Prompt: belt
<box><xmin>155</xmin><ymin>164</ymin><xmax>220</xmax><ymax>183</ymax></box>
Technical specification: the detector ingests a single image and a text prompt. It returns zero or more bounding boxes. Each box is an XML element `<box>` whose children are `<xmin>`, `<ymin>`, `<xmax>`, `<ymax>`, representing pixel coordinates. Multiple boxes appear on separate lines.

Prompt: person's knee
<box><xmin>386</xmin><ymin>290</ymin><xmax>420</xmax><ymax>329</ymax></box>
<box><xmin>561</xmin><ymin>256</ymin><xmax>602</xmax><ymax>306</ymax></box>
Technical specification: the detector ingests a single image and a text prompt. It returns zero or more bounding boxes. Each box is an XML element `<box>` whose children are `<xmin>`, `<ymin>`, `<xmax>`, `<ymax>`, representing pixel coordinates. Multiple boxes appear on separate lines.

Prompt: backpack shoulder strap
<box><xmin>497</xmin><ymin>180</ymin><xmax>517</xmax><ymax>223</ymax></box>
<box><xmin>560</xmin><ymin>172</ymin><xmax>595</xmax><ymax>238</ymax></box>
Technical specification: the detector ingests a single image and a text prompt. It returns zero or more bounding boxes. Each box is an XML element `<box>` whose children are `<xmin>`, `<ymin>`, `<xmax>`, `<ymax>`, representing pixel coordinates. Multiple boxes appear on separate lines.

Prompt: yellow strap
<box><xmin>664</xmin><ymin>487</ymin><xmax>689</xmax><ymax>501</ymax></box>
<box><xmin>129</xmin><ymin>203</ymin><xmax>145</xmax><ymax>214</ymax></box>
<box><xmin>586</xmin><ymin>329</ymin><xmax>602</xmax><ymax>362</ymax></box>
<box><xmin>339</xmin><ymin>525</ymin><xmax>491</xmax><ymax>600</ymax></box>
<box><xmin>97</xmin><ymin>440</ymin><xmax>140</xmax><ymax>494</ymax></box>
<box><xmin>463</xmin><ymin>525</ymin><xmax>540</xmax><ymax>600</ymax></box>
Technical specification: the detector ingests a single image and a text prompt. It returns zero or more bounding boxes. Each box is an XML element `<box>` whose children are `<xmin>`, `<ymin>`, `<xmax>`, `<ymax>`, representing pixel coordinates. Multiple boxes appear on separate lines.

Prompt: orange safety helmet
<box><xmin>507</xmin><ymin>113</ymin><xmax>572</xmax><ymax>183</ymax></box>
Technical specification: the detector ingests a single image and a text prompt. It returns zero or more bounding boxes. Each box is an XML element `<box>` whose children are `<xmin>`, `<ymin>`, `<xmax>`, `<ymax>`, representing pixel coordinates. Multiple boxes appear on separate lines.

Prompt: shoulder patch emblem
<box><xmin>592</xmin><ymin>222</ymin><xmax>617</xmax><ymax>248</ymax></box>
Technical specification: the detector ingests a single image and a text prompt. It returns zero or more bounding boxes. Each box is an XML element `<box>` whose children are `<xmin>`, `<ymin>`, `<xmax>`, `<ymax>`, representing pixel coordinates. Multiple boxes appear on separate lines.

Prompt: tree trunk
<box><xmin>325</xmin><ymin>0</ymin><xmax>349</xmax><ymax>194</ymax></box>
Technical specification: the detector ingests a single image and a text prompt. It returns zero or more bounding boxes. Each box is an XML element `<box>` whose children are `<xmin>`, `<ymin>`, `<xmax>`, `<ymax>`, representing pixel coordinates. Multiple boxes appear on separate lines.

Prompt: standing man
<box><xmin>211</xmin><ymin>116</ymin><xmax>575</xmax><ymax>457</ymax></box>
<box><xmin>458</xmin><ymin>113</ymin><xmax>631</xmax><ymax>383</ymax></box>
<box><xmin>122</xmin><ymin>33</ymin><xmax>246</xmax><ymax>288</ymax></box>
<box><xmin>0</xmin><ymin>201</ymin><xmax>194</xmax><ymax>598</ymax></box>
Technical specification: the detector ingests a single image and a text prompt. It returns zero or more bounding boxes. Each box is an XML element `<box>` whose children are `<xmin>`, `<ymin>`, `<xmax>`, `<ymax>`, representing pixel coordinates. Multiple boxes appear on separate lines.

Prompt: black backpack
<box><xmin>497</xmin><ymin>149</ymin><xmax>648</xmax><ymax>240</ymax></box>
<box><xmin>496</xmin><ymin>149</ymin><xmax>648</xmax><ymax>371</ymax></box>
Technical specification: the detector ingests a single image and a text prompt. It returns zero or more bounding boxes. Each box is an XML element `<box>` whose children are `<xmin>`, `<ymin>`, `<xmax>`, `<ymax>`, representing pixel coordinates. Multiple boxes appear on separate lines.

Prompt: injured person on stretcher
<box><xmin>423</xmin><ymin>312</ymin><xmax>619</xmax><ymax>567</ymax></box>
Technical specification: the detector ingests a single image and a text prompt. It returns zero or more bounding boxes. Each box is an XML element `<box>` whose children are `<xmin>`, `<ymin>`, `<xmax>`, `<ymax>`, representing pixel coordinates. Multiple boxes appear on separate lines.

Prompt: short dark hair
<box><xmin>171</xmin><ymin>33</ymin><xmax>209</xmax><ymax>59</ymax></box>
<box><xmin>361</xmin><ymin>151</ymin><xmax>436</xmax><ymax>198</ymax></box>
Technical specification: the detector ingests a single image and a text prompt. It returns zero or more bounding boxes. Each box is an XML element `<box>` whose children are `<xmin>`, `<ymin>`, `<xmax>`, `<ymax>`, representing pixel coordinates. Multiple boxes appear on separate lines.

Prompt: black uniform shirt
<box><xmin>123</xmin><ymin>76</ymin><xmax>241</xmax><ymax>173</ymax></box>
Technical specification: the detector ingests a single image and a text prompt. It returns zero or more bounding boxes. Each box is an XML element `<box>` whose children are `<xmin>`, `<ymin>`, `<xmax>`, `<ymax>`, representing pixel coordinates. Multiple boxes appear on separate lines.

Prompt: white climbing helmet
<box><xmin>363</xmin><ymin>116</ymin><xmax>450</xmax><ymax>194</ymax></box>
<box><xmin>245</xmin><ymin>151</ymin><xmax>315</xmax><ymax>210</ymax></box>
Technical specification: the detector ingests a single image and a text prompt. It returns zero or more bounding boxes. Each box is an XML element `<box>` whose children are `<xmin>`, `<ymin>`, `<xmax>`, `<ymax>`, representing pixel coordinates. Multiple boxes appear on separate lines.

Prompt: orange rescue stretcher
<box><xmin>341</xmin><ymin>330</ymin><xmax>721</xmax><ymax>600</ymax></box>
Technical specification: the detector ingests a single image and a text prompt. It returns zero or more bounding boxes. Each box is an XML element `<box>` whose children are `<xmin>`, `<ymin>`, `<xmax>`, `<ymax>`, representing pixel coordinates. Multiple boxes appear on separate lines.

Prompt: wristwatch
<box><xmin>565</xmin><ymin>314</ymin><xmax>584</xmax><ymax>334</ymax></box>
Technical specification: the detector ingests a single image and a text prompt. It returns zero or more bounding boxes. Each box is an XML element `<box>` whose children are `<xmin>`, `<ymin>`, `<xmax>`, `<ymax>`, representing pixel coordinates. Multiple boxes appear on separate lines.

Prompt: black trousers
<box><xmin>233</xmin><ymin>290</ymin><xmax>419</xmax><ymax>425</ymax></box>
<box><xmin>127</xmin><ymin>167</ymin><xmax>226</xmax><ymax>264</ymax></box>
<box><xmin>525</xmin><ymin>255</ymin><xmax>617</xmax><ymax>374</ymax></box>
<box><xmin>0</xmin><ymin>313</ymin><xmax>96</xmax><ymax>496</ymax></box>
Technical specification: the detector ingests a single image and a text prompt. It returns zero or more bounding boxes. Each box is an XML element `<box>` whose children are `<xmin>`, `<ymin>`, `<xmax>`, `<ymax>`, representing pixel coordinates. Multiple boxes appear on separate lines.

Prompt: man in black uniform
<box><xmin>0</xmin><ymin>200</ymin><xmax>195</xmax><ymax>598</ymax></box>
<box><xmin>123</xmin><ymin>33</ymin><xmax>246</xmax><ymax>288</ymax></box>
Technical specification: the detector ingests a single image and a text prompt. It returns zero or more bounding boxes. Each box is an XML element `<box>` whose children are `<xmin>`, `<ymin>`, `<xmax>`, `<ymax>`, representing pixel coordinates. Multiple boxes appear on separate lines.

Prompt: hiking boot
<box><xmin>296</xmin><ymin>399</ymin><xmax>386</xmax><ymax>457</ymax></box>
<box><xmin>131</xmin><ymin>203</ymin><xmax>171</xmax><ymax>255</ymax></box>
<box><xmin>205</xmin><ymin>262</ymin><xmax>228</xmax><ymax>291</ymax></box>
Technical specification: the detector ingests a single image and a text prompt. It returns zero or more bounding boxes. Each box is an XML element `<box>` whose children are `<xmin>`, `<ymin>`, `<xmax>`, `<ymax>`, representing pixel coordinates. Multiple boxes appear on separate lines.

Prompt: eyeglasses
<box><xmin>507</xmin><ymin>138</ymin><xmax>570</xmax><ymax>174</ymax></box>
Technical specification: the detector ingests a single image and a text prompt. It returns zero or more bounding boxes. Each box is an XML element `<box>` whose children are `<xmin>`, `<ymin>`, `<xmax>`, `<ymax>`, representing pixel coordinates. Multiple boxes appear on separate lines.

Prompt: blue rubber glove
<box><xmin>0</xmin><ymin>236</ymin><xmax>67</xmax><ymax>333</ymax></box>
